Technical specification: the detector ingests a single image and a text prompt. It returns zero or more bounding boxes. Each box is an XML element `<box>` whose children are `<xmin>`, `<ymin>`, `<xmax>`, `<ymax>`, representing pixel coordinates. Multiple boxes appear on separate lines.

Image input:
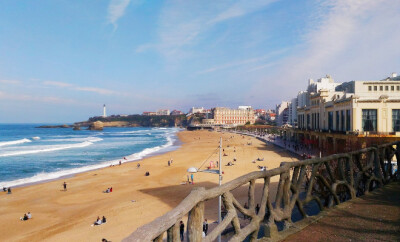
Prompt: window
<box><xmin>374</xmin><ymin>86</ymin><xmax>377</xmax><ymax>91</ymax></box>
<box><xmin>368</xmin><ymin>86</ymin><xmax>372</xmax><ymax>91</ymax></box>
<box><xmin>391</xmin><ymin>86</ymin><xmax>395</xmax><ymax>91</ymax></box>
<box><xmin>393</xmin><ymin>110</ymin><xmax>400</xmax><ymax>132</ymax></box>
<box><xmin>346</xmin><ymin>110</ymin><xmax>351</xmax><ymax>131</ymax></box>
<box><xmin>328</xmin><ymin>112</ymin><xmax>333</xmax><ymax>130</ymax></box>
<box><xmin>362</xmin><ymin>109</ymin><xmax>377</xmax><ymax>132</ymax></box>
<box><xmin>380</xmin><ymin>86</ymin><xmax>383</xmax><ymax>91</ymax></box>
<box><xmin>397</xmin><ymin>86</ymin><xmax>400</xmax><ymax>91</ymax></box>
<box><xmin>336</xmin><ymin>111</ymin><xmax>339</xmax><ymax>131</ymax></box>
<box><xmin>341</xmin><ymin>110</ymin><xmax>345</xmax><ymax>131</ymax></box>
<box><xmin>385</xmin><ymin>86</ymin><xmax>389</xmax><ymax>91</ymax></box>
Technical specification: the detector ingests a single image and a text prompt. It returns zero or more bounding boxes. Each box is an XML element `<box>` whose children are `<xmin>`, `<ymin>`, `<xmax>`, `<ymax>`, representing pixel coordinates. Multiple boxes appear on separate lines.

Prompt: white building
<box><xmin>276</xmin><ymin>101</ymin><xmax>290</xmax><ymax>126</ymax></box>
<box><xmin>156</xmin><ymin>109</ymin><xmax>170</xmax><ymax>115</ymax></box>
<box><xmin>189</xmin><ymin>107</ymin><xmax>205</xmax><ymax>114</ymax></box>
<box><xmin>297</xmin><ymin>72</ymin><xmax>400</xmax><ymax>134</ymax></box>
<box><xmin>288</xmin><ymin>98</ymin><xmax>298</xmax><ymax>126</ymax></box>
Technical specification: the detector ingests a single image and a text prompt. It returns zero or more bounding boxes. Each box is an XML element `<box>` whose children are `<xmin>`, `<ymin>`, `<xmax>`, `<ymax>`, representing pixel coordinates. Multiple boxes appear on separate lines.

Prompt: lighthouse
<box><xmin>103</xmin><ymin>104</ymin><xmax>107</xmax><ymax>118</ymax></box>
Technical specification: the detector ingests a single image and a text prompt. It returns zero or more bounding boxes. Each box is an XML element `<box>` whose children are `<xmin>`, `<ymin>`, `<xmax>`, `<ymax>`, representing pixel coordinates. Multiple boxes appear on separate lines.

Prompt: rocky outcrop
<box><xmin>88</xmin><ymin>121</ymin><xmax>104</xmax><ymax>131</ymax></box>
<box><xmin>73</xmin><ymin>125</ymin><xmax>81</xmax><ymax>130</ymax></box>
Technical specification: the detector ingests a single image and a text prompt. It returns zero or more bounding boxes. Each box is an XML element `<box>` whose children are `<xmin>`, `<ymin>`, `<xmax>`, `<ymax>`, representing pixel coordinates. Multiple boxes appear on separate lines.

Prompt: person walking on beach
<box><xmin>190</xmin><ymin>174</ymin><xmax>194</xmax><ymax>184</ymax></box>
<box><xmin>179</xmin><ymin>220</ymin><xmax>184</xmax><ymax>241</ymax></box>
<box><xmin>63</xmin><ymin>182</ymin><xmax>67</xmax><ymax>191</ymax></box>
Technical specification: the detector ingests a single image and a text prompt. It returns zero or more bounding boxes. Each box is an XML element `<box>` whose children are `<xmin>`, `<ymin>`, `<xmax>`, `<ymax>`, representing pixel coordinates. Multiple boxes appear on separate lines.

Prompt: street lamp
<box><xmin>187</xmin><ymin>137</ymin><xmax>222</xmax><ymax>242</ymax></box>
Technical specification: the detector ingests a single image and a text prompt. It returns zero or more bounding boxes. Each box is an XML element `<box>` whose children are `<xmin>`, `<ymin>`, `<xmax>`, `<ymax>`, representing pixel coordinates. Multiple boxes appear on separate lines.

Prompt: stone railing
<box><xmin>123</xmin><ymin>141</ymin><xmax>400</xmax><ymax>242</ymax></box>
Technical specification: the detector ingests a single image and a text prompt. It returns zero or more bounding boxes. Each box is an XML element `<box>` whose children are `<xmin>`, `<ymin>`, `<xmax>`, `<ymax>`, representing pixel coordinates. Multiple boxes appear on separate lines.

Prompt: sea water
<box><xmin>0</xmin><ymin>124</ymin><xmax>181</xmax><ymax>188</ymax></box>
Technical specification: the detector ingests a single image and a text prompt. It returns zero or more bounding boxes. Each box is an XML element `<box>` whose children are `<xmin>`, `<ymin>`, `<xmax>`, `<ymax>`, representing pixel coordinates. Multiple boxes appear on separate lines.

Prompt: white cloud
<box><xmin>197</xmin><ymin>48</ymin><xmax>288</xmax><ymax>74</ymax></box>
<box><xmin>43</xmin><ymin>81</ymin><xmax>118</xmax><ymax>95</ymax></box>
<box><xmin>107</xmin><ymin>0</ymin><xmax>131</xmax><ymax>29</ymax></box>
<box><xmin>137</xmin><ymin>0</ymin><xmax>278</xmax><ymax>60</ymax></box>
<box><xmin>208</xmin><ymin>0</ymin><xmax>277</xmax><ymax>24</ymax></box>
<box><xmin>252</xmin><ymin>0</ymin><xmax>400</xmax><ymax>104</ymax></box>
<box><xmin>43</xmin><ymin>81</ymin><xmax>73</xmax><ymax>88</ymax></box>
<box><xmin>75</xmin><ymin>87</ymin><xmax>116</xmax><ymax>95</ymax></box>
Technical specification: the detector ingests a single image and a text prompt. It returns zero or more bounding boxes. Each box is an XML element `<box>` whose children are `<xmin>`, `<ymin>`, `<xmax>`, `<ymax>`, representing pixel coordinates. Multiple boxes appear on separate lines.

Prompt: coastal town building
<box><xmin>276</xmin><ymin>101</ymin><xmax>290</xmax><ymax>126</ymax></box>
<box><xmin>297</xmin><ymin>73</ymin><xmax>400</xmax><ymax>134</ymax></box>
<box><xmin>188</xmin><ymin>107</ymin><xmax>205</xmax><ymax>114</ymax></box>
<box><xmin>212</xmin><ymin>106</ymin><xmax>255</xmax><ymax>126</ymax></box>
<box><xmin>275</xmin><ymin>72</ymin><xmax>400</xmax><ymax>155</ymax></box>
<box><xmin>156</xmin><ymin>109</ymin><xmax>170</xmax><ymax>115</ymax></box>
<box><xmin>254</xmin><ymin>109</ymin><xmax>266</xmax><ymax>118</ymax></box>
<box><xmin>142</xmin><ymin>111</ymin><xmax>157</xmax><ymax>116</ymax></box>
<box><xmin>170</xmin><ymin>110</ymin><xmax>184</xmax><ymax>115</ymax></box>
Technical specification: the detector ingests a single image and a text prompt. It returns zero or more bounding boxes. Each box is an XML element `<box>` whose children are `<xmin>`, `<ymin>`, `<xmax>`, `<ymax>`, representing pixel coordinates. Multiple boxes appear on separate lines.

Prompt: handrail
<box><xmin>123</xmin><ymin>140</ymin><xmax>400</xmax><ymax>242</ymax></box>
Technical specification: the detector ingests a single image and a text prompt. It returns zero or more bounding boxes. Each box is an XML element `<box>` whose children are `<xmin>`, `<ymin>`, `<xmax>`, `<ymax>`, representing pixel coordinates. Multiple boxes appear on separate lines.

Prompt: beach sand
<box><xmin>0</xmin><ymin>130</ymin><xmax>297</xmax><ymax>242</ymax></box>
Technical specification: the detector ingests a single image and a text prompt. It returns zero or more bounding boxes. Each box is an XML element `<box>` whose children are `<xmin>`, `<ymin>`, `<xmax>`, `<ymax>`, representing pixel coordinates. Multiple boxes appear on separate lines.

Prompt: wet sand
<box><xmin>0</xmin><ymin>130</ymin><xmax>297</xmax><ymax>241</ymax></box>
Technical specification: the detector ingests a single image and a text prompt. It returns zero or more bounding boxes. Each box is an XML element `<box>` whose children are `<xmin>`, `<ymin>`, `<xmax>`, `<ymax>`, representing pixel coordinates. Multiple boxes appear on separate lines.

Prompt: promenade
<box><xmin>284</xmin><ymin>181</ymin><xmax>400</xmax><ymax>242</ymax></box>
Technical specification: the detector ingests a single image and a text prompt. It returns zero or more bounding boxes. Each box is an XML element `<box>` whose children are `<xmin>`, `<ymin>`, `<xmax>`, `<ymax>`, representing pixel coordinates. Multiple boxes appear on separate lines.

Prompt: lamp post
<box><xmin>188</xmin><ymin>137</ymin><xmax>222</xmax><ymax>242</ymax></box>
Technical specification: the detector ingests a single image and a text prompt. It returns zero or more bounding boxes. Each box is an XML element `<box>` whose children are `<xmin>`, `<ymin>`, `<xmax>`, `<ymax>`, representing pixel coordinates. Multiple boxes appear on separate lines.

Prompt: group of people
<box><xmin>179</xmin><ymin>219</ymin><xmax>208</xmax><ymax>241</ymax></box>
<box><xmin>257</xmin><ymin>165</ymin><xmax>267</xmax><ymax>171</ymax></box>
<box><xmin>103</xmin><ymin>187</ymin><xmax>113</xmax><ymax>193</ymax></box>
<box><xmin>93</xmin><ymin>216</ymin><xmax>107</xmax><ymax>226</ymax></box>
<box><xmin>20</xmin><ymin>212</ymin><xmax>32</xmax><ymax>221</ymax></box>
<box><xmin>2</xmin><ymin>187</ymin><xmax>11</xmax><ymax>194</ymax></box>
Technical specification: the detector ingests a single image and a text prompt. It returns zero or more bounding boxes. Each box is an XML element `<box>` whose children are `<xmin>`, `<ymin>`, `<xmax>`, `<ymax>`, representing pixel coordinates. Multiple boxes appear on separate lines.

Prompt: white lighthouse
<box><xmin>103</xmin><ymin>104</ymin><xmax>107</xmax><ymax>118</ymax></box>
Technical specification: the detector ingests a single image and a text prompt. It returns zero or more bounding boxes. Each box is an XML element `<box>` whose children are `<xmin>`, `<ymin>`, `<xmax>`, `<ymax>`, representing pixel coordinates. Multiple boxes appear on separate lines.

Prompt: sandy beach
<box><xmin>0</xmin><ymin>130</ymin><xmax>297</xmax><ymax>242</ymax></box>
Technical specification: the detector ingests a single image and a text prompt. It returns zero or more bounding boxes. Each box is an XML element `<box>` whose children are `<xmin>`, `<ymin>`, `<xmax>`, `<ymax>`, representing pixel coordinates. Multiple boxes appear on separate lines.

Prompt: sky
<box><xmin>0</xmin><ymin>0</ymin><xmax>400</xmax><ymax>123</ymax></box>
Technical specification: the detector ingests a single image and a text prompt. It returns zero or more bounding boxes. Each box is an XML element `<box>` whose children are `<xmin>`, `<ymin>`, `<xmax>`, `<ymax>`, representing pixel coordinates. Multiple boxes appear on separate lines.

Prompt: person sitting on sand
<box><xmin>137</xmin><ymin>163</ymin><xmax>141</xmax><ymax>168</ymax></box>
<box><xmin>94</xmin><ymin>216</ymin><xmax>102</xmax><ymax>226</ymax></box>
<box><xmin>109</xmin><ymin>187</ymin><xmax>112</xmax><ymax>192</ymax></box>
<box><xmin>20</xmin><ymin>213</ymin><xmax>28</xmax><ymax>221</ymax></box>
<box><xmin>27</xmin><ymin>212</ymin><xmax>32</xmax><ymax>219</ymax></box>
<box><xmin>3</xmin><ymin>187</ymin><xmax>6</xmax><ymax>192</ymax></box>
<box><xmin>102</xmin><ymin>216</ymin><xmax>107</xmax><ymax>223</ymax></box>
<box><xmin>145</xmin><ymin>171</ymin><xmax>150</xmax><ymax>176</ymax></box>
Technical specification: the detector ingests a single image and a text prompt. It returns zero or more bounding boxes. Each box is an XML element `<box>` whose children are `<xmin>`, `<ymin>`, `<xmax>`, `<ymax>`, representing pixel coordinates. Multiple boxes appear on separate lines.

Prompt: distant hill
<box><xmin>75</xmin><ymin>114</ymin><xmax>189</xmax><ymax>128</ymax></box>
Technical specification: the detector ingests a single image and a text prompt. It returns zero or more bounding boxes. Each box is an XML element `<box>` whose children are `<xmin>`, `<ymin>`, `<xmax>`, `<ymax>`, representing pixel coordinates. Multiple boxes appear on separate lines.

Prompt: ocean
<box><xmin>0</xmin><ymin>124</ymin><xmax>181</xmax><ymax>188</ymax></box>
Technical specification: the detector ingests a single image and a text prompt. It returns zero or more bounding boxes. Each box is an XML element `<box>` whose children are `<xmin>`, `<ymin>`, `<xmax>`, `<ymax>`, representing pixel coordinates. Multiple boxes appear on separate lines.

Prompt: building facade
<box><xmin>297</xmin><ymin>73</ymin><xmax>400</xmax><ymax>134</ymax></box>
<box><xmin>212</xmin><ymin>106</ymin><xmax>255</xmax><ymax>125</ymax></box>
<box><xmin>276</xmin><ymin>101</ymin><xmax>290</xmax><ymax>126</ymax></box>
<box><xmin>156</xmin><ymin>109</ymin><xmax>170</xmax><ymax>115</ymax></box>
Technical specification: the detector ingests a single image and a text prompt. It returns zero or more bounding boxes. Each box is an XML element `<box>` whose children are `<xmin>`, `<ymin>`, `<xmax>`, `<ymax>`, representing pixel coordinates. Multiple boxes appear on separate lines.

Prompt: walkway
<box><xmin>283</xmin><ymin>181</ymin><xmax>400</xmax><ymax>242</ymax></box>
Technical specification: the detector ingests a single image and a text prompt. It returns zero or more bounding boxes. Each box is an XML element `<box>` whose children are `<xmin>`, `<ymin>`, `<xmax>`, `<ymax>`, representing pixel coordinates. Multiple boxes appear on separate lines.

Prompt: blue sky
<box><xmin>1</xmin><ymin>0</ymin><xmax>400</xmax><ymax>123</ymax></box>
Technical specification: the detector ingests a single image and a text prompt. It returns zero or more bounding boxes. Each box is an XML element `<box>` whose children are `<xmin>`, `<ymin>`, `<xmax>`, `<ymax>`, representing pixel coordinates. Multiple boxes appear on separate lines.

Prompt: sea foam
<box><xmin>0</xmin><ymin>138</ymin><xmax>32</xmax><ymax>147</ymax></box>
<box><xmin>0</xmin><ymin>128</ymin><xmax>180</xmax><ymax>188</ymax></box>
<box><xmin>0</xmin><ymin>141</ymin><xmax>95</xmax><ymax>157</ymax></box>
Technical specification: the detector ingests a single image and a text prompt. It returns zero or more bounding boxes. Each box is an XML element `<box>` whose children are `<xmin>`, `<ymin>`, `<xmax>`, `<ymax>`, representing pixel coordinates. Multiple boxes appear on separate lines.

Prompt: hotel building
<box><xmin>297</xmin><ymin>73</ymin><xmax>400</xmax><ymax>134</ymax></box>
<box><xmin>212</xmin><ymin>106</ymin><xmax>255</xmax><ymax>126</ymax></box>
